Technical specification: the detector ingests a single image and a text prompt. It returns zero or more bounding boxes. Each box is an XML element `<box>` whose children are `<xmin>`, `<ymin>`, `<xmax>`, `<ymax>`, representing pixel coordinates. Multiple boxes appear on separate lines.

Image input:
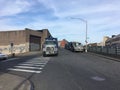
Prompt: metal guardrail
<box><xmin>117</xmin><ymin>47</ymin><xmax>120</xmax><ymax>55</ymax></box>
<box><xmin>88</xmin><ymin>46</ymin><xmax>120</xmax><ymax>58</ymax></box>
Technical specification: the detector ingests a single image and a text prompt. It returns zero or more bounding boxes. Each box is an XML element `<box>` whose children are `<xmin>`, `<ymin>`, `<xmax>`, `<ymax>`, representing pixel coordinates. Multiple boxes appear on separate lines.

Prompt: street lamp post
<box><xmin>71</xmin><ymin>17</ymin><xmax>88</xmax><ymax>52</ymax></box>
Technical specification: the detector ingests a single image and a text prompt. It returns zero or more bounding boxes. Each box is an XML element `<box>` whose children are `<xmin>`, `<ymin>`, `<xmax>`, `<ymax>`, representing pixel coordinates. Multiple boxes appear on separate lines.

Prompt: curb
<box><xmin>8</xmin><ymin>51</ymin><xmax>42</xmax><ymax>59</ymax></box>
<box><xmin>17</xmin><ymin>79</ymin><xmax>32</xmax><ymax>90</ymax></box>
<box><xmin>0</xmin><ymin>72</ymin><xmax>32</xmax><ymax>90</ymax></box>
<box><xmin>0</xmin><ymin>51</ymin><xmax>42</xmax><ymax>90</ymax></box>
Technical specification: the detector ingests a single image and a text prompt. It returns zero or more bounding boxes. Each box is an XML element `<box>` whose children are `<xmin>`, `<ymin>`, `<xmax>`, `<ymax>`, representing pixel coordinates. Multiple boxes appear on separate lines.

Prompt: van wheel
<box><xmin>72</xmin><ymin>49</ymin><xmax>74</xmax><ymax>52</ymax></box>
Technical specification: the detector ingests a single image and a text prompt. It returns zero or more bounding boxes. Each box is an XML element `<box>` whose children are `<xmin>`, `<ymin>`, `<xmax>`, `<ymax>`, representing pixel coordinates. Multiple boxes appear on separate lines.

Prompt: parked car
<box><xmin>0</xmin><ymin>53</ymin><xmax>8</xmax><ymax>60</ymax></box>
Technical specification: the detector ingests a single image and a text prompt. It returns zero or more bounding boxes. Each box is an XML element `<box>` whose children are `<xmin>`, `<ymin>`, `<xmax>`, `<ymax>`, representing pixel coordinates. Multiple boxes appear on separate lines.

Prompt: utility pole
<box><xmin>71</xmin><ymin>17</ymin><xmax>88</xmax><ymax>52</ymax></box>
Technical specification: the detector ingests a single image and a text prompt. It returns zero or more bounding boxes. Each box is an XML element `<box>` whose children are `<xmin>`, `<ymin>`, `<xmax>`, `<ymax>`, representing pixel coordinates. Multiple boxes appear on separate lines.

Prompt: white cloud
<box><xmin>37</xmin><ymin>0</ymin><xmax>57</xmax><ymax>12</ymax></box>
<box><xmin>0</xmin><ymin>19</ymin><xmax>22</xmax><ymax>30</ymax></box>
<box><xmin>0</xmin><ymin>0</ymin><xmax>120</xmax><ymax>43</ymax></box>
<box><xmin>37</xmin><ymin>0</ymin><xmax>120</xmax><ymax>18</ymax></box>
<box><xmin>0</xmin><ymin>0</ymin><xmax>31</xmax><ymax>17</ymax></box>
<box><xmin>53</xmin><ymin>3</ymin><xmax>120</xmax><ymax>19</ymax></box>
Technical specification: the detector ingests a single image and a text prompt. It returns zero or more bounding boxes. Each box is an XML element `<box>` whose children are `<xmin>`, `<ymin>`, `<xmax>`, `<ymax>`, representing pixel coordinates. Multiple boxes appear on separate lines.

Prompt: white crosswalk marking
<box><xmin>18</xmin><ymin>64</ymin><xmax>45</xmax><ymax>67</ymax></box>
<box><xmin>14</xmin><ymin>66</ymin><xmax>43</xmax><ymax>70</ymax></box>
<box><xmin>8</xmin><ymin>68</ymin><xmax>42</xmax><ymax>73</ymax></box>
<box><xmin>7</xmin><ymin>57</ymin><xmax>50</xmax><ymax>74</ymax></box>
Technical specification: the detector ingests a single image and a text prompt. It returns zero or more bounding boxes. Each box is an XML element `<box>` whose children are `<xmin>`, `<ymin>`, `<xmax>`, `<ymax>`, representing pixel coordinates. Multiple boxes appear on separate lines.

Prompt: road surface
<box><xmin>0</xmin><ymin>49</ymin><xmax>120</xmax><ymax>90</ymax></box>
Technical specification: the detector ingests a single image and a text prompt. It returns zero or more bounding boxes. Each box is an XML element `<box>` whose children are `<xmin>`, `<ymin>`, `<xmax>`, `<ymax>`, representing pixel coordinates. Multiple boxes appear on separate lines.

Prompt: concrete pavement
<box><xmin>0</xmin><ymin>51</ymin><xmax>41</xmax><ymax>90</ymax></box>
<box><xmin>0</xmin><ymin>72</ymin><xmax>32</xmax><ymax>90</ymax></box>
<box><xmin>30</xmin><ymin>49</ymin><xmax>120</xmax><ymax>90</ymax></box>
<box><xmin>0</xmin><ymin>50</ymin><xmax>119</xmax><ymax>90</ymax></box>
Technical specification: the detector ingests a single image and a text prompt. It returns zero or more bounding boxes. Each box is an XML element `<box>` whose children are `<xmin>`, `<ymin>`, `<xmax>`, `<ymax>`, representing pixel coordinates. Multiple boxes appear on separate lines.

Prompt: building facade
<box><xmin>0</xmin><ymin>28</ymin><xmax>52</xmax><ymax>54</ymax></box>
<box><xmin>88</xmin><ymin>43</ymin><xmax>98</xmax><ymax>47</ymax></box>
<box><xmin>59</xmin><ymin>39</ymin><xmax>68</xmax><ymax>48</ymax></box>
<box><xmin>97</xmin><ymin>36</ymin><xmax>109</xmax><ymax>46</ymax></box>
<box><xmin>102</xmin><ymin>36</ymin><xmax>110</xmax><ymax>46</ymax></box>
<box><xmin>105</xmin><ymin>34</ymin><xmax>120</xmax><ymax>47</ymax></box>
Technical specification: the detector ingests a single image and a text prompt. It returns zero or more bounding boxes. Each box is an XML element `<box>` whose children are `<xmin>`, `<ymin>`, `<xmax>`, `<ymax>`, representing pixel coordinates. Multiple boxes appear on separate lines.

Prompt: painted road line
<box><xmin>19</xmin><ymin>63</ymin><xmax>45</xmax><ymax>67</ymax></box>
<box><xmin>1</xmin><ymin>58</ymin><xmax>19</xmax><ymax>62</ymax></box>
<box><xmin>14</xmin><ymin>66</ymin><xmax>43</xmax><ymax>70</ymax></box>
<box><xmin>8</xmin><ymin>68</ymin><xmax>42</xmax><ymax>73</ymax></box>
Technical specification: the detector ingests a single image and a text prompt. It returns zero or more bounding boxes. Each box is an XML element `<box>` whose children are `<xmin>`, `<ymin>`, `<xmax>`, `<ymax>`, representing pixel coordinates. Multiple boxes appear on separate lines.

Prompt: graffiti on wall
<box><xmin>0</xmin><ymin>48</ymin><xmax>9</xmax><ymax>53</ymax></box>
<box><xmin>12</xmin><ymin>46</ymin><xmax>27</xmax><ymax>53</ymax></box>
<box><xmin>0</xmin><ymin>45</ymin><xmax>29</xmax><ymax>54</ymax></box>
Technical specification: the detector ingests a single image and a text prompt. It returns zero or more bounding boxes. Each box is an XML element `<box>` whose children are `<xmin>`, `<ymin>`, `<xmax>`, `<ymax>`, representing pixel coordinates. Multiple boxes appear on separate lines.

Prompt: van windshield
<box><xmin>73</xmin><ymin>42</ymin><xmax>81</xmax><ymax>47</ymax></box>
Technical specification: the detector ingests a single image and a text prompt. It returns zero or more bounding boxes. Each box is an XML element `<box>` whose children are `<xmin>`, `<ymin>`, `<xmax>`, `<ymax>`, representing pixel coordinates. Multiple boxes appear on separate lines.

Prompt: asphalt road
<box><xmin>0</xmin><ymin>49</ymin><xmax>120</xmax><ymax>90</ymax></box>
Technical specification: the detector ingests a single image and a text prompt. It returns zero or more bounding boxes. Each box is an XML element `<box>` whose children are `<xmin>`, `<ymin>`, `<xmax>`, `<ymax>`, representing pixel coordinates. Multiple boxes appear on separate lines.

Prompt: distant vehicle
<box><xmin>65</xmin><ymin>43</ymin><xmax>70</xmax><ymax>50</ymax></box>
<box><xmin>0</xmin><ymin>53</ymin><xmax>8</xmax><ymax>60</ymax></box>
<box><xmin>68</xmin><ymin>42</ymin><xmax>84</xmax><ymax>52</ymax></box>
<box><xmin>42</xmin><ymin>37</ymin><xmax>58</xmax><ymax>56</ymax></box>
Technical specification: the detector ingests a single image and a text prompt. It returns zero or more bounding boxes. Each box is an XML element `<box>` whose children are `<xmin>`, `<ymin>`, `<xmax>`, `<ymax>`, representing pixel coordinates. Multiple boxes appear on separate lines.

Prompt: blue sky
<box><xmin>0</xmin><ymin>0</ymin><xmax>120</xmax><ymax>44</ymax></box>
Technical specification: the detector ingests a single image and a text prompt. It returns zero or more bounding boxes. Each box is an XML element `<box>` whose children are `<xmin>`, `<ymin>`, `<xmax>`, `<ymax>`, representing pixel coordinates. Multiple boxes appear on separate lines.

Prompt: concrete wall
<box><xmin>0</xmin><ymin>29</ymin><xmax>52</xmax><ymax>54</ymax></box>
<box><xmin>0</xmin><ymin>30</ymin><xmax>26</xmax><ymax>45</ymax></box>
<box><xmin>0</xmin><ymin>43</ymin><xmax>29</xmax><ymax>54</ymax></box>
<box><xmin>0</xmin><ymin>30</ymin><xmax>27</xmax><ymax>54</ymax></box>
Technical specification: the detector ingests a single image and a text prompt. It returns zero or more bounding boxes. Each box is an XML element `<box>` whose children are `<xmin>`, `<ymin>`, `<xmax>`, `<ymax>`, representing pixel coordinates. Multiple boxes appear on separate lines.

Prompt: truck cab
<box><xmin>42</xmin><ymin>38</ymin><xmax>58</xmax><ymax>56</ymax></box>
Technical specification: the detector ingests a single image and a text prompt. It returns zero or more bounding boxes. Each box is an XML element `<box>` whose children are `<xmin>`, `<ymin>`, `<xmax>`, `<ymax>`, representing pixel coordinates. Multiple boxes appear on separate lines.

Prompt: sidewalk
<box><xmin>0</xmin><ymin>51</ymin><xmax>41</xmax><ymax>90</ymax></box>
<box><xmin>0</xmin><ymin>72</ymin><xmax>32</xmax><ymax>90</ymax></box>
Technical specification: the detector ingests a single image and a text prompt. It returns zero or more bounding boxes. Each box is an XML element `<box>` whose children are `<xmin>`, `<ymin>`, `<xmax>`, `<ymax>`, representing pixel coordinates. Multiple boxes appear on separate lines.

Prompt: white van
<box><xmin>69</xmin><ymin>42</ymin><xmax>84</xmax><ymax>52</ymax></box>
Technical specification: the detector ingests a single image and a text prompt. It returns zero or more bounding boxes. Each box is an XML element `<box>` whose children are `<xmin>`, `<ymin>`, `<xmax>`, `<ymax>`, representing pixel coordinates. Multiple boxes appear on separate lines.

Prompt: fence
<box><xmin>88</xmin><ymin>46</ymin><xmax>120</xmax><ymax>59</ymax></box>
